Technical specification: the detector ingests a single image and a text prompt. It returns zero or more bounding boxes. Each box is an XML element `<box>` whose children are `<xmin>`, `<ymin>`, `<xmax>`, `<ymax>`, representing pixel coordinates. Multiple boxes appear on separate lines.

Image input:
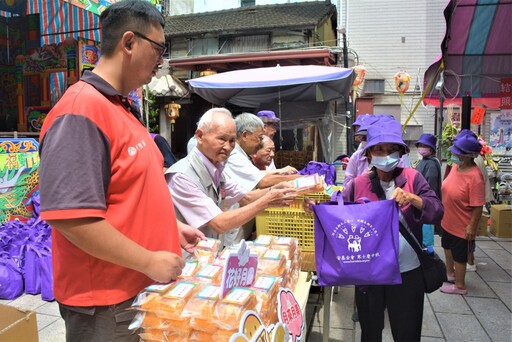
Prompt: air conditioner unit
<box><xmin>363</xmin><ymin>79</ymin><xmax>385</xmax><ymax>95</ymax></box>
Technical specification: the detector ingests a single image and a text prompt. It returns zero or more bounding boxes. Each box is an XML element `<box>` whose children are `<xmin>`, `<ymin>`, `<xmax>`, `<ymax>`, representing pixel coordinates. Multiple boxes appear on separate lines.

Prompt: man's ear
<box><xmin>195</xmin><ymin>130</ymin><xmax>202</xmax><ymax>142</ymax></box>
<box><xmin>121</xmin><ymin>32</ymin><xmax>135</xmax><ymax>54</ymax></box>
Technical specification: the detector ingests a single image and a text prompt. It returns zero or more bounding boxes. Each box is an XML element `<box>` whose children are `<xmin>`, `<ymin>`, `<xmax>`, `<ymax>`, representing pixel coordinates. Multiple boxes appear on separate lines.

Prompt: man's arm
<box><xmin>207</xmin><ymin>187</ymin><xmax>296</xmax><ymax>233</ymax></box>
<box><xmin>47</xmin><ymin>218</ymin><xmax>185</xmax><ymax>283</ymax></box>
<box><xmin>256</xmin><ymin>173</ymin><xmax>301</xmax><ymax>189</ymax></box>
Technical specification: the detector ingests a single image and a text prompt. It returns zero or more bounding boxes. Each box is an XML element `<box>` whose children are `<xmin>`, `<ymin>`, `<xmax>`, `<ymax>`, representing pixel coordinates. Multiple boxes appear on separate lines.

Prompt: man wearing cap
<box><xmin>257</xmin><ymin>110</ymin><xmax>281</xmax><ymax>171</ymax></box>
<box><xmin>342</xmin><ymin>118</ymin><xmax>443</xmax><ymax>341</ymax></box>
<box><xmin>415</xmin><ymin>133</ymin><xmax>442</xmax><ymax>247</ymax></box>
<box><xmin>440</xmin><ymin>132</ymin><xmax>485</xmax><ymax>296</ymax></box>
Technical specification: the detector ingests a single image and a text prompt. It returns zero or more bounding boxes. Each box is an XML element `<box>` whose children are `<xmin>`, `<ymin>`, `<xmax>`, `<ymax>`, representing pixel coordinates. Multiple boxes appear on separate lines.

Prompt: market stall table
<box><xmin>302</xmin><ymin>251</ymin><xmax>333</xmax><ymax>342</ymax></box>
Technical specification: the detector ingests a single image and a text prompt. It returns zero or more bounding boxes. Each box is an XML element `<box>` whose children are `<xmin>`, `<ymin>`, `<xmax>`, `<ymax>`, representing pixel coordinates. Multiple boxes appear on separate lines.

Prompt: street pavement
<box><xmin>1</xmin><ymin>234</ymin><xmax>510</xmax><ymax>342</ymax></box>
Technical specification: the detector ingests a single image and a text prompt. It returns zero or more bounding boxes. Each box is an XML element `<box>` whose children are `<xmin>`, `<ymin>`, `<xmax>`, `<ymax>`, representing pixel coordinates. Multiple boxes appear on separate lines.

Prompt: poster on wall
<box><xmin>78</xmin><ymin>37</ymin><xmax>100</xmax><ymax>75</ymax></box>
<box><xmin>489</xmin><ymin>111</ymin><xmax>512</xmax><ymax>155</ymax></box>
<box><xmin>0</xmin><ymin>138</ymin><xmax>40</xmax><ymax>223</ymax></box>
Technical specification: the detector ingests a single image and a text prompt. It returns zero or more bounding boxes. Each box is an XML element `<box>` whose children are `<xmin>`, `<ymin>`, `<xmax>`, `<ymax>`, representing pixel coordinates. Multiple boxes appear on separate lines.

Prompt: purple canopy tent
<box><xmin>423</xmin><ymin>0</ymin><xmax>512</xmax><ymax>108</ymax></box>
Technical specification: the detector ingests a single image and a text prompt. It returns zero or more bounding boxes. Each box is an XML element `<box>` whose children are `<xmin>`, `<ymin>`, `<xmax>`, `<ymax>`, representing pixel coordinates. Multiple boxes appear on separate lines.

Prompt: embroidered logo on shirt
<box><xmin>127</xmin><ymin>139</ymin><xmax>147</xmax><ymax>156</ymax></box>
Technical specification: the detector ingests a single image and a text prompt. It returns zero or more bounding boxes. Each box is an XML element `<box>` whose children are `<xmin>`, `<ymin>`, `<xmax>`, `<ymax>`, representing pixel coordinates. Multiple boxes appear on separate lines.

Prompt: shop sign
<box><xmin>501</xmin><ymin>78</ymin><xmax>512</xmax><ymax>109</ymax></box>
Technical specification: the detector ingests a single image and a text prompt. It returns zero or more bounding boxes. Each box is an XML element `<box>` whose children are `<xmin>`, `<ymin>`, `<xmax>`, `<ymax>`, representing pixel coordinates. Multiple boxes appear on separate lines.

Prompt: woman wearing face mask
<box><xmin>342</xmin><ymin>118</ymin><xmax>444</xmax><ymax>341</ymax></box>
<box><xmin>414</xmin><ymin>134</ymin><xmax>442</xmax><ymax>248</ymax></box>
<box><xmin>440</xmin><ymin>133</ymin><xmax>485</xmax><ymax>295</ymax></box>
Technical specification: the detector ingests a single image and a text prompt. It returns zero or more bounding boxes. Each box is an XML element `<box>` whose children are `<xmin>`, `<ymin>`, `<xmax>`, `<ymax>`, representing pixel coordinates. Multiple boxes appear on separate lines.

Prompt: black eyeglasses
<box><xmin>133</xmin><ymin>31</ymin><xmax>167</xmax><ymax>58</ymax></box>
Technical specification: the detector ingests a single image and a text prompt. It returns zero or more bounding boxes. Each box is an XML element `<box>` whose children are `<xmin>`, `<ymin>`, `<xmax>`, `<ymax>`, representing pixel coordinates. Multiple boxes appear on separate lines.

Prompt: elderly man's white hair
<box><xmin>197</xmin><ymin>107</ymin><xmax>233</xmax><ymax>133</ymax></box>
<box><xmin>235</xmin><ymin>113</ymin><xmax>264</xmax><ymax>138</ymax></box>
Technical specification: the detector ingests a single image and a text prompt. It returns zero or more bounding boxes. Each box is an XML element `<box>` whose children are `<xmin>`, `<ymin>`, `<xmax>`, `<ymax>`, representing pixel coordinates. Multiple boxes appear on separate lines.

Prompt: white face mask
<box><xmin>370</xmin><ymin>151</ymin><xmax>401</xmax><ymax>172</ymax></box>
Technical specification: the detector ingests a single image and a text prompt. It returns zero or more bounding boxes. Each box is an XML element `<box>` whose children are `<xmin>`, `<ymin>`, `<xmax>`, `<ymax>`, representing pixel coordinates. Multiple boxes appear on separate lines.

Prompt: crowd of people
<box><xmin>37</xmin><ymin>1</ymin><xmax>489</xmax><ymax>341</ymax></box>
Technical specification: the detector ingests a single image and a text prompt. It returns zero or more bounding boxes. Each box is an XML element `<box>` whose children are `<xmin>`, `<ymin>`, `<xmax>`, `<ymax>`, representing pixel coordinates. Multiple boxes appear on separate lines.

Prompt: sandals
<box><xmin>440</xmin><ymin>284</ymin><xmax>467</xmax><ymax>295</ymax></box>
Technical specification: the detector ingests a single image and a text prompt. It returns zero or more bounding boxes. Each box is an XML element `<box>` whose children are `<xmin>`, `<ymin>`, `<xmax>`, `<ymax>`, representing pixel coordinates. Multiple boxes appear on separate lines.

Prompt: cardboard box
<box><xmin>478</xmin><ymin>214</ymin><xmax>490</xmax><ymax>236</ymax></box>
<box><xmin>0</xmin><ymin>305</ymin><xmax>38</xmax><ymax>342</ymax></box>
<box><xmin>490</xmin><ymin>205</ymin><xmax>512</xmax><ymax>238</ymax></box>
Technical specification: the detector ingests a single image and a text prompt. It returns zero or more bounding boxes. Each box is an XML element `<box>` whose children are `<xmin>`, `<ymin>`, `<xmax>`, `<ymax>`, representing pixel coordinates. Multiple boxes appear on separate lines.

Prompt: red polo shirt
<box><xmin>39</xmin><ymin>72</ymin><xmax>181</xmax><ymax>306</ymax></box>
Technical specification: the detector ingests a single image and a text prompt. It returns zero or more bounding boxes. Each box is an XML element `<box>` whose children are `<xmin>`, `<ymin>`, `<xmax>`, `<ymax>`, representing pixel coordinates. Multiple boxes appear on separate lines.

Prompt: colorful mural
<box><xmin>0</xmin><ymin>138</ymin><xmax>40</xmax><ymax>223</ymax></box>
<box><xmin>78</xmin><ymin>37</ymin><xmax>100</xmax><ymax>74</ymax></box>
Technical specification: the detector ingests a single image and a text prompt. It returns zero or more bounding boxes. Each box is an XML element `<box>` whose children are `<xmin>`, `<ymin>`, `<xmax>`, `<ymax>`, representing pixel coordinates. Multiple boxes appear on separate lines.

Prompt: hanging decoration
<box><xmin>165</xmin><ymin>102</ymin><xmax>181</xmax><ymax>131</ymax></box>
<box><xmin>352</xmin><ymin>65</ymin><xmax>367</xmax><ymax>90</ymax></box>
<box><xmin>394</xmin><ymin>71</ymin><xmax>411</xmax><ymax>94</ymax></box>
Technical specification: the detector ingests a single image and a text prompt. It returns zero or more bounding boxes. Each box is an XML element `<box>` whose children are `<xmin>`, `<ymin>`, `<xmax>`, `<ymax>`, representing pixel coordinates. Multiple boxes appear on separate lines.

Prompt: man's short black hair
<box><xmin>99</xmin><ymin>0</ymin><xmax>164</xmax><ymax>57</ymax></box>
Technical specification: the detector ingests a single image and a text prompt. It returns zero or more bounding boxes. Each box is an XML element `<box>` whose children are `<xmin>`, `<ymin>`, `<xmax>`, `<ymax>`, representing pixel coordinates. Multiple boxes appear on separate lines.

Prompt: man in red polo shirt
<box><xmin>38</xmin><ymin>1</ymin><xmax>204</xmax><ymax>341</ymax></box>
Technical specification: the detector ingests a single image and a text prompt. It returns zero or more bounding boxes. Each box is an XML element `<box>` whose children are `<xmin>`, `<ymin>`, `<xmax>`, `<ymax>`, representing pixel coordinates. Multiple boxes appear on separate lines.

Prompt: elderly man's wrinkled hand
<box><xmin>267</xmin><ymin>187</ymin><xmax>298</xmax><ymax>207</ymax></box>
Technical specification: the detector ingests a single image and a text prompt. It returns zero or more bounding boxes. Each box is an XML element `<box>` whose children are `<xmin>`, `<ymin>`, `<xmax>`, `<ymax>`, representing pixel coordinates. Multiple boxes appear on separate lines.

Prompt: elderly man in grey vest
<box><xmin>165</xmin><ymin>108</ymin><xmax>296</xmax><ymax>249</ymax></box>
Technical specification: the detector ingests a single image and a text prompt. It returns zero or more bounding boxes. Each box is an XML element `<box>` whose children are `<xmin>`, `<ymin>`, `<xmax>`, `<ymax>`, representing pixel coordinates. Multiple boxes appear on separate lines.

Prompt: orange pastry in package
<box><xmin>214</xmin><ymin>287</ymin><xmax>257</xmax><ymax>331</ymax></box>
<box><xmin>270</xmin><ymin>236</ymin><xmax>298</xmax><ymax>260</ymax></box>
<box><xmin>214</xmin><ymin>246</ymin><xmax>238</xmax><ymax>265</ymax></box>
<box><xmin>139</xmin><ymin>328</ymin><xmax>168</xmax><ymax>342</ymax></box>
<box><xmin>195</xmin><ymin>238</ymin><xmax>221</xmax><ymax>264</ymax></box>
<box><xmin>156</xmin><ymin>281</ymin><xmax>198</xmax><ymax>320</ymax></box>
<box><xmin>164</xmin><ymin>330</ymin><xmax>191</xmax><ymax>342</ymax></box>
<box><xmin>253</xmin><ymin>234</ymin><xmax>273</xmax><ymax>247</ymax></box>
<box><xmin>291</xmin><ymin>173</ymin><xmax>325</xmax><ymax>194</ymax></box>
<box><xmin>179</xmin><ymin>260</ymin><xmax>201</xmax><ymax>279</ymax></box>
<box><xmin>196</xmin><ymin>237</ymin><xmax>222</xmax><ymax>252</ymax></box>
<box><xmin>189</xmin><ymin>329</ymin><xmax>215</xmax><ymax>341</ymax></box>
<box><xmin>144</xmin><ymin>282</ymin><xmax>175</xmax><ymax>295</ymax></box>
<box><xmin>181</xmin><ymin>284</ymin><xmax>220</xmax><ymax>320</ymax></box>
<box><xmin>140</xmin><ymin>312</ymin><xmax>169</xmax><ymax>329</ymax></box>
<box><xmin>190</xmin><ymin>317</ymin><xmax>222</xmax><ymax>334</ymax></box>
<box><xmin>213</xmin><ymin>329</ymin><xmax>240</xmax><ymax>341</ymax></box>
<box><xmin>194</xmin><ymin>264</ymin><xmax>223</xmax><ymax>285</ymax></box>
<box><xmin>252</xmin><ymin>275</ymin><xmax>280</xmax><ymax>314</ymax></box>
<box><xmin>258</xmin><ymin>249</ymin><xmax>287</xmax><ymax>277</ymax></box>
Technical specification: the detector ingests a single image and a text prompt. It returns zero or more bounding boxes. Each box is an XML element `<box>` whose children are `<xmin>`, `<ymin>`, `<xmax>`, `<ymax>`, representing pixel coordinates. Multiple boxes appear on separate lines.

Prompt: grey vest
<box><xmin>167</xmin><ymin>151</ymin><xmax>226</xmax><ymax>239</ymax></box>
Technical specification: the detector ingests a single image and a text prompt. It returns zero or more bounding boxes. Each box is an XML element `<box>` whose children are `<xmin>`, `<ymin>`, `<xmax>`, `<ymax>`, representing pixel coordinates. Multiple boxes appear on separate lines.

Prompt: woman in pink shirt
<box><xmin>440</xmin><ymin>133</ymin><xmax>485</xmax><ymax>295</ymax></box>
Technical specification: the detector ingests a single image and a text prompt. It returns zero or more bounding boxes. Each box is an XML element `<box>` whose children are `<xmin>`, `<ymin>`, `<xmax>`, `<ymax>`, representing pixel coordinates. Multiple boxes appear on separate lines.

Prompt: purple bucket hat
<box><xmin>364</xmin><ymin>118</ymin><xmax>410</xmax><ymax>154</ymax></box>
<box><xmin>257</xmin><ymin>110</ymin><xmax>280</xmax><ymax>123</ymax></box>
<box><xmin>416</xmin><ymin>133</ymin><xmax>437</xmax><ymax>151</ymax></box>
<box><xmin>356</xmin><ymin>114</ymin><xmax>396</xmax><ymax>135</ymax></box>
<box><xmin>355</xmin><ymin>115</ymin><xmax>380</xmax><ymax>135</ymax></box>
<box><xmin>450</xmin><ymin>133</ymin><xmax>481</xmax><ymax>155</ymax></box>
<box><xmin>352</xmin><ymin>114</ymin><xmax>371</xmax><ymax>127</ymax></box>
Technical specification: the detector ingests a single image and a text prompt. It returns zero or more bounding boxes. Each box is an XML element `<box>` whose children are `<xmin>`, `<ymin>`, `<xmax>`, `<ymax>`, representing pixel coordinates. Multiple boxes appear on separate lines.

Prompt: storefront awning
<box><xmin>423</xmin><ymin>0</ymin><xmax>512</xmax><ymax>108</ymax></box>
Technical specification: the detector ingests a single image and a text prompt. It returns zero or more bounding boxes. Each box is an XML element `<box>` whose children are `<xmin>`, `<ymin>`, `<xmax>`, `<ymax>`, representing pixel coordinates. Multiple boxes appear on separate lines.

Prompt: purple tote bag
<box><xmin>312</xmin><ymin>193</ymin><xmax>401</xmax><ymax>286</ymax></box>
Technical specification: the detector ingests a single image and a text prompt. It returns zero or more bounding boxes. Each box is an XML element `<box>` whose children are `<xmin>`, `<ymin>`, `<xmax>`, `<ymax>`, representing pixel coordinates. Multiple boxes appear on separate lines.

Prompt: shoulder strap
<box><xmin>369</xmin><ymin>171</ymin><xmax>386</xmax><ymax>200</ymax></box>
<box><xmin>398</xmin><ymin>213</ymin><xmax>424</xmax><ymax>256</ymax></box>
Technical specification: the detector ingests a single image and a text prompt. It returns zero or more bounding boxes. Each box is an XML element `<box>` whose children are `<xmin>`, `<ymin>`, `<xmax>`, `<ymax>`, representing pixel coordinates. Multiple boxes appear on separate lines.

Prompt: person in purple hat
<box><xmin>257</xmin><ymin>110</ymin><xmax>280</xmax><ymax>139</ymax></box>
<box><xmin>342</xmin><ymin>118</ymin><xmax>443</xmax><ymax>341</ymax></box>
<box><xmin>440</xmin><ymin>132</ymin><xmax>485</xmax><ymax>296</ymax></box>
<box><xmin>414</xmin><ymin>133</ymin><xmax>442</xmax><ymax>248</ymax></box>
<box><xmin>450</xmin><ymin>129</ymin><xmax>493</xmax><ymax>272</ymax></box>
<box><xmin>350</xmin><ymin>114</ymin><xmax>373</xmax><ymax>152</ymax></box>
<box><xmin>343</xmin><ymin>114</ymin><xmax>408</xmax><ymax>187</ymax></box>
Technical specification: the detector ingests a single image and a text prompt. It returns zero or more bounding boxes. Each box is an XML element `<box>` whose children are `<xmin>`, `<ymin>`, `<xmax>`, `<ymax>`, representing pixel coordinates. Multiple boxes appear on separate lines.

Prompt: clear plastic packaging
<box><xmin>214</xmin><ymin>287</ymin><xmax>257</xmax><ymax>331</ymax></box>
